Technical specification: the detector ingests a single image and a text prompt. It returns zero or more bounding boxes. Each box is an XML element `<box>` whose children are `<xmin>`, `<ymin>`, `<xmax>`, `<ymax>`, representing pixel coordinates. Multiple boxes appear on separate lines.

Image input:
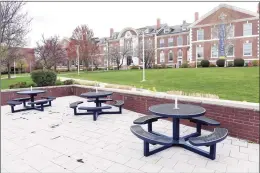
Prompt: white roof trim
<box><xmin>189</xmin><ymin>3</ymin><xmax>258</xmax><ymax>28</ymax></box>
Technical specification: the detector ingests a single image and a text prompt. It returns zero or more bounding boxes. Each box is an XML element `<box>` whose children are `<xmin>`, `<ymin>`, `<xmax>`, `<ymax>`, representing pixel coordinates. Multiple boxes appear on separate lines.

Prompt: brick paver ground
<box><xmin>1</xmin><ymin>96</ymin><xmax>259</xmax><ymax>173</ymax></box>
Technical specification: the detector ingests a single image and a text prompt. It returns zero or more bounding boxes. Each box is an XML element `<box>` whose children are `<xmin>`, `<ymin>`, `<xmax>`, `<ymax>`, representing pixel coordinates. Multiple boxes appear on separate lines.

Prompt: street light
<box><xmin>141</xmin><ymin>31</ymin><xmax>145</xmax><ymax>82</ymax></box>
<box><xmin>76</xmin><ymin>45</ymin><xmax>80</xmax><ymax>75</ymax></box>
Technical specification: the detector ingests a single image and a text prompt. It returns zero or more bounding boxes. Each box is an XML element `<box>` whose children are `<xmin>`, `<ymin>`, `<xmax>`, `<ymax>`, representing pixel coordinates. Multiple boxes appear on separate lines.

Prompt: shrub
<box><xmin>63</xmin><ymin>79</ymin><xmax>74</xmax><ymax>85</ymax></box>
<box><xmin>216</xmin><ymin>59</ymin><xmax>225</xmax><ymax>67</ymax></box>
<box><xmin>252</xmin><ymin>60</ymin><xmax>259</xmax><ymax>66</ymax></box>
<box><xmin>180</xmin><ymin>63</ymin><xmax>189</xmax><ymax>68</ymax></box>
<box><xmin>200</xmin><ymin>60</ymin><xmax>210</xmax><ymax>67</ymax></box>
<box><xmin>130</xmin><ymin>65</ymin><xmax>139</xmax><ymax>70</ymax></box>
<box><xmin>209</xmin><ymin>64</ymin><xmax>216</xmax><ymax>67</ymax></box>
<box><xmin>31</xmin><ymin>70</ymin><xmax>57</xmax><ymax>87</ymax></box>
<box><xmin>234</xmin><ymin>58</ymin><xmax>245</xmax><ymax>67</ymax></box>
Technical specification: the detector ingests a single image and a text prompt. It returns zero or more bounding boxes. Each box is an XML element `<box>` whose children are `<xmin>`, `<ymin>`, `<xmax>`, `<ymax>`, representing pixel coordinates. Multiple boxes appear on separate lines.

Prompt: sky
<box><xmin>23</xmin><ymin>1</ymin><xmax>258</xmax><ymax>47</ymax></box>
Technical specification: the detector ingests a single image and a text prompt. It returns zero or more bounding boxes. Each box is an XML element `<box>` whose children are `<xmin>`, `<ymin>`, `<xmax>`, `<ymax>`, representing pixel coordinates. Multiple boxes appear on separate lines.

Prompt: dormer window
<box><xmin>164</xmin><ymin>28</ymin><xmax>170</xmax><ymax>33</ymax></box>
<box><xmin>145</xmin><ymin>28</ymin><xmax>150</xmax><ymax>34</ymax></box>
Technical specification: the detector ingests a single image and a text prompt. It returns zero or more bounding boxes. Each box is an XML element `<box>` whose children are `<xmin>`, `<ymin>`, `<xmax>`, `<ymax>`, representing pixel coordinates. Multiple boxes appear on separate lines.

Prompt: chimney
<box><xmin>110</xmin><ymin>28</ymin><xmax>114</xmax><ymax>37</ymax></box>
<box><xmin>195</xmin><ymin>12</ymin><xmax>199</xmax><ymax>21</ymax></box>
<box><xmin>157</xmin><ymin>18</ymin><xmax>161</xmax><ymax>29</ymax></box>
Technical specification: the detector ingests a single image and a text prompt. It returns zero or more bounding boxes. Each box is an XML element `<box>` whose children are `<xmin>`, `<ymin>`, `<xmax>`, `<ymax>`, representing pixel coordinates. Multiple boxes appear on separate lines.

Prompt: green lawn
<box><xmin>59</xmin><ymin>67</ymin><xmax>259</xmax><ymax>103</ymax></box>
<box><xmin>1</xmin><ymin>67</ymin><xmax>259</xmax><ymax>103</ymax></box>
<box><xmin>0</xmin><ymin>77</ymin><xmax>34</xmax><ymax>90</ymax></box>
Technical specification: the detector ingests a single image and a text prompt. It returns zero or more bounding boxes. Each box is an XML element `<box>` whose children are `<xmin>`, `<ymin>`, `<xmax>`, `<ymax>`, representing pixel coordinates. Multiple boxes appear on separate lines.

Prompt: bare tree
<box><xmin>138</xmin><ymin>39</ymin><xmax>155</xmax><ymax>68</ymax></box>
<box><xmin>35</xmin><ymin>35</ymin><xmax>67</xmax><ymax>71</ymax></box>
<box><xmin>109</xmin><ymin>45</ymin><xmax>130</xmax><ymax>70</ymax></box>
<box><xmin>211</xmin><ymin>8</ymin><xmax>236</xmax><ymax>66</ymax></box>
<box><xmin>71</xmin><ymin>25</ymin><xmax>97</xmax><ymax>69</ymax></box>
<box><xmin>0</xmin><ymin>1</ymin><xmax>32</xmax><ymax>78</ymax></box>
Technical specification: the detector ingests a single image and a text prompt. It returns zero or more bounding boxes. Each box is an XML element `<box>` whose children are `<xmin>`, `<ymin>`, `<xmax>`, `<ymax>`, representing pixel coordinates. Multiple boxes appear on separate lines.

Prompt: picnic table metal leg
<box><xmin>173</xmin><ymin>118</ymin><xmax>180</xmax><ymax>141</ymax></box>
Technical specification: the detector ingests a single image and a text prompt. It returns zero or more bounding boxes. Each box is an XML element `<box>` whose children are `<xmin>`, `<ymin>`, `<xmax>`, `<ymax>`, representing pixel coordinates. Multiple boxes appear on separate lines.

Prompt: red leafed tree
<box><xmin>35</xmin><ymin>35</ymin><xmax>67</xmax><ymax>71</ymax></box>
<box><xmin>70</xmin><ymin>25</ymin><xmax>99</xmax><ymax>69</ymax></box>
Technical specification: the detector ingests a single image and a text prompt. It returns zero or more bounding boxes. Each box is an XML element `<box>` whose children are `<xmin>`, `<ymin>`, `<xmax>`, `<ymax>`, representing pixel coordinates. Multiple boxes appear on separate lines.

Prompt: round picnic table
<box><xmin>17</xmin><ymin>90</ymin><xmax>46</xmax><ymax>108</ymax></box>
<box><xmin>80</xmin><ymin>91</ymin><xmax>113</xmax><ymax>107</ymax></box>
<box><xmin>149</xmin><ymin>103</ymin><xmax>206</xmax><ymax>140</ymax></box>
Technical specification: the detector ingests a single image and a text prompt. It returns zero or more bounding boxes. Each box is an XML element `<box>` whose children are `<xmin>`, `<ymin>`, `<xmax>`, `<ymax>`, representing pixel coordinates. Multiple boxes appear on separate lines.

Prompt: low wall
<box><xmin>1</xmin><ymin>85</ymin><xmax>259</xmax><ymax>143</ymax></box>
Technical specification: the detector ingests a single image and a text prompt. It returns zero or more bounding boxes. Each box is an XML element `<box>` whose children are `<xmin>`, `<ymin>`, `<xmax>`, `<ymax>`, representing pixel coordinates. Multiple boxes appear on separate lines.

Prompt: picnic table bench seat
<box><xmin>130</xmin><ymin>125</ymin><xmax>172</xmax><ymax>145</ymax></box>
<box><xmin>189</xmin><ymin>116</ymin><xmax>220</xmax><ymax>136</ymax></box>
<box><xmin>7</xmin><ymin>100</ymin><xmax>22</xmax><ymax>113</ymax></box>
<box><xmin>12</xmin><ymin>97</ymin><xmax>31</xmax><ymax>107</ymax></box>
<box><xmin>189</xmin><ymin>128</ymin><xmax>228</xmax><ymax>146</ymax></box>
<box><xmin>133</xmin><ymin>115</ymin><xmax>166</xmax><ymax>132</ymax></box>
<box><xmin>69</xmin><ymin>101</ymin><xmax>83</xmax><ymax>108</ymax></box>
<box><xmin>41</xmin><ymin>96</ymin><xmax>56</xmax><ymax>106</ymax></box>
<box><xmin>78</xmin><ymin>106</ymin><xmax>112</xmax><ymax>121</ymax></box>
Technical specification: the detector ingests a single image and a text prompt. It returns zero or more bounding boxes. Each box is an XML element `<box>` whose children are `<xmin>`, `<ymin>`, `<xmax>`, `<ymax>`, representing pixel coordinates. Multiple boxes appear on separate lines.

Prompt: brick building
<box><xmin>65</xmin><ymin>3</ymin><xmax>259</xmax><ymax>69</ymax></box>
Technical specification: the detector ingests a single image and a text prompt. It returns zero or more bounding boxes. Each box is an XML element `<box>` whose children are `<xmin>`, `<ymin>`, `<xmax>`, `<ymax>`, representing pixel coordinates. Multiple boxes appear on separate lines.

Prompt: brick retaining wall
<box><xmin>1</xmin><ymin>85</ymin><xmax>259</xmax><ymax>143</ymax></box>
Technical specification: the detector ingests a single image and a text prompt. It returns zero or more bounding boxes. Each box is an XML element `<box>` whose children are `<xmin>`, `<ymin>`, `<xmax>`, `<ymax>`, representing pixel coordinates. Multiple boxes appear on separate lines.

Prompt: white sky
<box><xmin>24</xmin><ymin>1</ymin><xmax>258</xmax><ymax>47</ymax></box>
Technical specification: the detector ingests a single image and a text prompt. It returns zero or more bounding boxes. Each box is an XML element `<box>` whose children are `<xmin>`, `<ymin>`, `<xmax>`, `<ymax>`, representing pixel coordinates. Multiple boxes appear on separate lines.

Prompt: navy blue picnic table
<box><xmin>80</xmin><ymin>91</ymin><xmax>113</xmax><ymax>107</ymax></box>
<box><xmin>17</xmin><ymin>90</ymin><xmax>46</xmax><ymax>108</ymax></box>
<box><xmin>148</xmin><ymin>103</ymin><xmax>208</xmax><ymax>157</ymax></box>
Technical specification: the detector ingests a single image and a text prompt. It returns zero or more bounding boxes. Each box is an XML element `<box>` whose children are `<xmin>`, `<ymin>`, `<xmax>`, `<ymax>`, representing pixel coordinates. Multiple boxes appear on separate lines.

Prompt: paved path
<box><xmin>1</xmin><ymin>96</ymin><xmax>259</xmax><ymax>173</ymax></box>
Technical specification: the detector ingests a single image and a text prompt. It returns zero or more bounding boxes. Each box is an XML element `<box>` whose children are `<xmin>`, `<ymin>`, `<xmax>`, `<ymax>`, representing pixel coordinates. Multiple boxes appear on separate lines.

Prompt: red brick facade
<box><xmin>2</xmin><ymin>85</ymin><xmax>259</xmax><ymax>143</ymax></box>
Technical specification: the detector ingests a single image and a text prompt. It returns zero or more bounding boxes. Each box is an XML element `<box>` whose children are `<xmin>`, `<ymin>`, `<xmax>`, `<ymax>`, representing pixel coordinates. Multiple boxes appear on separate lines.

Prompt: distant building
<box><xmin>63</xmin><ymin>3</ymin><xmax>259</xmax><ymax>69</ymax></box>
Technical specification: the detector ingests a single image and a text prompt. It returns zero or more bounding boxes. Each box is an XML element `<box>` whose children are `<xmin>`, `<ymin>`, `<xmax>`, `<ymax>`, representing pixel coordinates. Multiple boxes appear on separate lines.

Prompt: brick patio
<box><xmin>1</xmin><ymin>96</ymin><xmax>259</xmax><ymax>173</ymax></box>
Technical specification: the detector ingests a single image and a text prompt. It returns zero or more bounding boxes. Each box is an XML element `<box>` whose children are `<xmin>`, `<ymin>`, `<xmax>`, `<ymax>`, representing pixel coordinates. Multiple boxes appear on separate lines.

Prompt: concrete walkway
<box><xmin>1</xmin><ymin>96</ymin><xmax>259</xmax><ymax>173</ymax></box>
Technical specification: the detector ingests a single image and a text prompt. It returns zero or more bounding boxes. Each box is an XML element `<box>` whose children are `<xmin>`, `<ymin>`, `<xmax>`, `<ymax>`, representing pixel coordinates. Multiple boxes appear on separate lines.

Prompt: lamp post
<box><xmin>141</xmin><ymin>31</ymin><xmax>145</xmax><ymax>82</ymax></box>
<box><xmin>76</xmin><ymin>45</ymin><xmax>80</xmax><ymax>75</ymax></box>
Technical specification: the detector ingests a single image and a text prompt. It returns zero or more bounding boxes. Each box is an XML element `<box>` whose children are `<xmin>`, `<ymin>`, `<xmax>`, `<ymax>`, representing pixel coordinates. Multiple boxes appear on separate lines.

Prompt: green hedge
<box><xmin>31</xmin><ymin>70</ymin><xmax>57</xmax><ymax>87</ymax></box>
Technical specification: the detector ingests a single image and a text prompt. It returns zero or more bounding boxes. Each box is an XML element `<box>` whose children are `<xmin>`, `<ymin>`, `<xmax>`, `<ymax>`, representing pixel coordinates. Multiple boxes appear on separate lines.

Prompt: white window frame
<box><xmin>196</xmin><ymin>46</ymin><xmax>204</xmax><ymax>59</ymax></box>
<box><xmin>168</xmin><ymin>38</ymin><xmax>173</xmax><ymax>47</ymax></box>
<box><xmin>168</xmin><ymin>50</ymin><xmax>173</xmax><ymax>62</ymax></box>
<box><xmin>211</xmin><ymin>44</ymin><xmax>218</xmax><ymax>58</ymax></box>
<box><xmin>243</xmin><ymin>43</ymin><xmax>252</xmax><ymax>56</ymax></box>
<box><xmin>177</xmin><ymin>49</ymin><xmax>183</xmax><ymax>59</ymax></box>
<box><xmin>197</xmin><ymin>29</ymin><xmax>204</xmax><ymax>41</ymax></box>
<box><xmin>211</xmin><ymin>26</ymin><xmax>218</xmax><ymax>39</ymax></box>
<box><xmin>160</xmin><ymin>50</ymin><xmax>165</xmax><ymax>63</ymax></box>
<box><xmin>243</xmin><ymin>23</ymin><xmax>252</xmax><ymax>36</ymax></box>
<box><xmin>227</xmin><ymin>44</ymin><xmax>235</xmax><ymax>57</ymax></box>
<box><xmin>160</xmin><ymin>39</ymin><xmax>164</xmax><ymax>48</ymax></box>
<box><xmin>177</xmin><ymin>36</ymin><xmax>183</xmax><ymax>46</ymax></box>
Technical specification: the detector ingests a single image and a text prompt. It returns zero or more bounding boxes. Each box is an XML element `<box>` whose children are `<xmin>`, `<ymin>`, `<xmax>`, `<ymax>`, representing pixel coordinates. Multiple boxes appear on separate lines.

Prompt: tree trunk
<box><xmin>67</xmin><ymin>60</ymin><xmax>70</xmax><ymax>71</ymax></box>
<box><xmin>54</xmin><ymin>64</ymin><xmax>57</xmax><ymax>72</ymax></box>
<box><xmin>7</xmin><ymin>63</ymin><xmax>11</xmax><ymax>79</ymax></box>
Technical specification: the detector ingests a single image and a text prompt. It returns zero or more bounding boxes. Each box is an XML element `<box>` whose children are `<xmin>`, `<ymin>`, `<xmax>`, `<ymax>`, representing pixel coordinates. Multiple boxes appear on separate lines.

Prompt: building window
<box><xmin>243</xmin><ymin>43</ymin><xmax>252</xmax><ymax>56</ymax></box>
<box><xmin>168</xmin><ymin>50</ymin><xmax>173</xmax><ymax>62</ymax></box>
<box><xmin>211</xmin><ymin>44</ymin><xmax>218</xmax><ymax>58</ymax></box>
<box><xmin>177</xmin><ymin>36</ymin><xmax>183</xmax><ymax>46</ymax></box>
<box><xmin>227</xmin><ymin>44</ymin><xmax>234</xmax><ymax>57</ymax></box>
<box><xmin>160</xmin><ymin>51</ymin><xmax>165</xmax><ymax>63</ymax></box>
<box><xmin>197</xmin><ymin>29</ymin><xmax>204</xmax><ymax>41</ymax></box>
<box><xmin>178</xmin><ymin>49</ymin><xmax>183</xmax><ymax>59</ymax></box>
<box><xmin>227</xmin><ymin>24</ymin><xmax>234</xmax><ymax>38</ymax></box>
<box><xmin>196</xmin><ymin>46</ymin><xmax>204</xmax><ymax>59</ymax></box>
<box><xmin>168</xmin><ymin>38</ymin><xmax>173</xmax><ymax>47</ymax></box>
<box><xmin>72</xmin><ymin>60</ymin><xmax>75</xmax><ymax>65</ymax></box>
<box><xmin>243</xmin><ymin>23</ymin><xmax>252</xmax><ymax>36</ymax></box>
<box><xmin>211</xmin><ymin>26</ymin><xmax>218</xmax><ymax>39</ymax></box>
<box><xmin>160</xmin><ymin>39</ymin><xmax>164</xmax><ymax>47</ymax></box>
<box><xmin>187</xmin><ymin>35</ymin><xmax>189</xmax><ymax>45</ymax></box>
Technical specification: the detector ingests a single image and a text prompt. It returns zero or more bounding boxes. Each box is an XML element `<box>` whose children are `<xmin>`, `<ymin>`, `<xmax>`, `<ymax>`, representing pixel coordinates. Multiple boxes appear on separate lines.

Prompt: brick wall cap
<box><xmin>2</xmin><ymin>84</ymin><xmax>259</xmax><ymax>111</ymax></box>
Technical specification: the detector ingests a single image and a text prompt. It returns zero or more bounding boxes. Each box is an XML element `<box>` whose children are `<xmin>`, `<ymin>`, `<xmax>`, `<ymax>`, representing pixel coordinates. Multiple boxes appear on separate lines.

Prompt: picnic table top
<box><xmin>80</xmin><ymin>91</ymin><xmax>113</xmax><ymax>98</ymax></box>
<box><xmin>17</xmin><ymin>90</ymin><xmax>46</xmax><ymax>95</ymax></box>
<box><xmin>149</xmin><ymin>103</ymin><xmax>206</xmax><ymax>118</ymax></box>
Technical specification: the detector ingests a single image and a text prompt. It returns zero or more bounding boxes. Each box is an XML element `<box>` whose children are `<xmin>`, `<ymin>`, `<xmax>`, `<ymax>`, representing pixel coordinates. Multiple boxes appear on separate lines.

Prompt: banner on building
<box><xmin>218</xmin><ymin>24</ymin><xmax>225</xmax><ymax>59</ymax></box>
